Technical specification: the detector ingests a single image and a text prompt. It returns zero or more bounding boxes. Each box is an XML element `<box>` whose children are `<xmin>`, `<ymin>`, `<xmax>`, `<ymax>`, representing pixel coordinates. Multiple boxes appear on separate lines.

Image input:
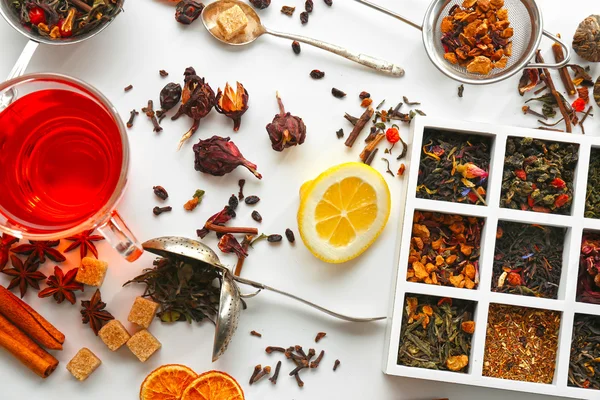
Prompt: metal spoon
<box><xmin>200</xmin><ymin>0</ymin><xmax>404</xmax><ymax>77</ymax></box>
<box><xmin>142</xmin><ymin>236</ymin><xmax>386</xmax><ymax>361</ymax></box>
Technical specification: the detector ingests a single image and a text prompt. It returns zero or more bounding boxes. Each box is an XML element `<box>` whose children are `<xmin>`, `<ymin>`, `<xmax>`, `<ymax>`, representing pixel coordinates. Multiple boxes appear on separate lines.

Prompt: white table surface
<box><xmin>0</xmin><ymin>1</ymin><xmax>598</xmax><ymax>399</ymax></box>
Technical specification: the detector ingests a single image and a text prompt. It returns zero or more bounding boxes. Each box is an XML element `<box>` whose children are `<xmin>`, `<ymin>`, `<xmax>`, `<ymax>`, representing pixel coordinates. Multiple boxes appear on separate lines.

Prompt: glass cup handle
<box><xmin>1</xmin><ymin>40</ymin><xmax>39</xmax><ymax>112</ymax></box>
<box><xmin>97</xmin><ymin>211</ymin><xmax>143</xmax><ymax>262</ymax></box>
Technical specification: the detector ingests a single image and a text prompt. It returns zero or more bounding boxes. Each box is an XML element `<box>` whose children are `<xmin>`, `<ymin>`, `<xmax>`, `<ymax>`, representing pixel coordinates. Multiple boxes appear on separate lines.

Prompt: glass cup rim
<box><xmin>0</xmin><ymin>72</ymin><xmax>130</xmax><ymax>240</ymax></box>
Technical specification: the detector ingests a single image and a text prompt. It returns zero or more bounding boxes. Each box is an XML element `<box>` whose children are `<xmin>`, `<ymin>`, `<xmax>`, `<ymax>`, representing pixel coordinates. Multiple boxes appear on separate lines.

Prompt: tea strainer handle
<box><xmin>264</xmin><ymin>28</ymin><xmax>405</xmax><ymax>77</ymax></box>
<box><xmin>233</xmin><ymin>275</ymin><xmax>386</xmax><ymax>322</ymax></box>
<box><xmin>1</xmin><ymin>40</ymin><xmax>39</xmax><ymax>111</ymax></box>
<box><xmin>525</xmin><ymin>30</ymin><xmax>571</xmax><ymax>69</ymax></box>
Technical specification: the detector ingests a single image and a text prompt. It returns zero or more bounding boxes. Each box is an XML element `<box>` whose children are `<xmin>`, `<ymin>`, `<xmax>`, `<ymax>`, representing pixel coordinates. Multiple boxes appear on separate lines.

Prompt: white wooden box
<box><xmin>383</xmin><ymin>116</ymin><xmax>600</xmax><ymax>399</ymax></box>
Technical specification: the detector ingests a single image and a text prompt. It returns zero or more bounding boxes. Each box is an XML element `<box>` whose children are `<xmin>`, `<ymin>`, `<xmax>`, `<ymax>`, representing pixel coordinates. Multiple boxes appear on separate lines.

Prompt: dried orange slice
<box><xmin>181</xmin><ymin>370</ymin><xmax>244</xmax><ymax>400</ymax></box>
<box><xmin>140</xmin><ymin>364</ymin><xmax>198</xmax><ymax>400</ymax></box>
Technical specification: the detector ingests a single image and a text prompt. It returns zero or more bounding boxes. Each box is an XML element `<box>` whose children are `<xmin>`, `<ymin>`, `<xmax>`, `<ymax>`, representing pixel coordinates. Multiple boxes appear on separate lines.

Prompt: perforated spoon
<box><xmin>200</xmin><ymin>0</ymin><xmax>404</xmax><ymax>77</ymax></box>
<box><xmin>142</xmin><ymin>236</ymin><xmax>386</xmax><ymax>361</ymax></box>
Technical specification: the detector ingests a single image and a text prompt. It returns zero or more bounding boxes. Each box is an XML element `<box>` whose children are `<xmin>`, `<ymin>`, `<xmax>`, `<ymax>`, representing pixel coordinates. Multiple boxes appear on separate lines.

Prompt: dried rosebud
<box><xmin>215</xmin><ymin>82</ymin><xmax>249</xmax><ymax>132</ymax></box>
<box><xmin>160</xmin><ymin>82</ymin><xmax>182</xmax><ymax>111</ymax></box>
<box><xmin>218</xmin><ymin>234</ymin><xmax>248</xmax><ymax>258</ymax></box>
<box><xmin>193</xmin><ymin>136</ymin><xmax>262</xmax><ymax>179</ymax></box>
<box><xmin>175</xmin><ymin>0</ymin><xmax>204</xmax><ymax>24</ymax></box>
<box><xmin>456</xmin><ymin>162</ymin><xmax>489</xmax><ymax>179</ymax></box>
<box><xmin>172</xmin><ymin>71</ymin><xmax>216</xmax><ymax>150</ymax></box>
<box><xmin>266</xmin><ymin>92</ymin><xmax>306</xmax><ymax>152</ymax></box>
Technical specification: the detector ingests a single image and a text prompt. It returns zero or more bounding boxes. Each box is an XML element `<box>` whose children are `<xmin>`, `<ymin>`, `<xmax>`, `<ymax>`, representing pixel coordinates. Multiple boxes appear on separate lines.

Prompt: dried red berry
<box><xmin>251</xmin><ymin>211</ymin><xmax>262</xmax><ymax>222</ymax></box>
<box><xmin>285</xmin><ymin>229</ymin><xmax>295</xmax><ymax>243</ymax></box>
<box><xmin>310</xmin><ymin>70</ymin><xmax>325</xmax><ymax>79</ymax></box>
<box><xmin>245</xmin><ymin>196</ymin><xmax>260</xmax><ymax>205</ymax></box>
<box><xmin>305</xmin><ymin>0</ymin><xmax>313</xmax><ymax>12</ymax></box>
<box><xmin>266</xmin><ymin>92</ymin><xmax>307</xmax><ymax>152</ymax></box>
<box><xmin>250</xmin><ymin>0</ymin><xmax>271</xmax><ymax>9</ymax></box>
<box><xmin>507</xmin><ymin>272</ymin><xmax>522</xmax><ymax>286</ymax></box>
<box><xmin>193</xmin><ymin>136</ymin><xmax>262</xmax><ymax>179</ymax></box>
<box><xmin>300</xmin><ymin>11</ymin><xmax>309</xmax><ymax>24</ymax></box>
<box><xmin>385</xmin><ymin>126</ymin><xmax>400</xmax><ymax>143</ymax></box>
<box><xmin>572</xmin><ymin>97</ymin><xmax>586</xmax><ymax>112</ymax></box>
<box><xmin>331</xmin><ymin>88</ymin><xmax>346</xmax><ymax>98</ymax></box>
<box><xmin>160</xmin><ymin>83</ymin><xmax>182</xmax><ymax>111</ymax></box>
<box><xmin>292</xmin><ymin>41</ymin><xmax>301</xmax><ymax>54</ymax></box>
<box><xmin>175</xmin><ymin>0</ymin><xmax>204</xmax><ymax>24</ymax></box>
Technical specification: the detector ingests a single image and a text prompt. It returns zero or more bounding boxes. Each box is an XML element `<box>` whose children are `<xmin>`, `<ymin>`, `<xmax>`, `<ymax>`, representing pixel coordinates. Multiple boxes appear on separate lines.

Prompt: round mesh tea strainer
<box><xmin>355</xmin><ymin>0</ymin><xmax>570</xmax><ymax>85</ymax></box>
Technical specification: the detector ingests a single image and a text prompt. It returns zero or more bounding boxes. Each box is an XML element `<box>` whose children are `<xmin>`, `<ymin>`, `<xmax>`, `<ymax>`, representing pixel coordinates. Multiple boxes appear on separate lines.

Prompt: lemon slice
<box><xmin>298</xmin><ymin>162</ymin><xmax>391</xmax><ymax>263</ymax></box>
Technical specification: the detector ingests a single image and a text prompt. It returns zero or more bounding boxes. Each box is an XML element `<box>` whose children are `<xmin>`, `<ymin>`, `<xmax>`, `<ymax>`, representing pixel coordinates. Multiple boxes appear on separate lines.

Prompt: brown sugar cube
<box><xmin>128</xmin><ymin>297</ymin><xmax>160</xmax><ymax>329</ymax></box>
<box><xmin>98</xmin><ymin>320</ymin><xmax>131</xmax><ymax>351</ymax></box>
<box><xmin>76</xmin><ymin>257</ymin><xmax>108</xmax><ymax>287</ymax></box>
<box><xmin>66</xmin><ymin>348</ymin><xmax>101</xmax><ymax>381</ymax></box>
<box><xmin>127</xmin><ymin>330</ymin><xmax>161</xmax><ymax>362</ymax></box>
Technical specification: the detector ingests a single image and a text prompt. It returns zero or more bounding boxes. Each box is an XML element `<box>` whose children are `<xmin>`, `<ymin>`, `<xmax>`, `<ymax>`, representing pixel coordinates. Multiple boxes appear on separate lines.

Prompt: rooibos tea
<box><xmin>483</xmin><ymin>304</ymin><xmax>560</xmax><ymax>384</ymax></box>
<box><xmin>492</xmin><ymin>221</ymin><xmax>565</xmax><ymax>299</ymax></box>
<box><xmin>417</xmin><ymin>129</ymin><xmax>491</xmax><ymax>205</ymax></box>
<box><xmin>501</xmin><ymin>137</ymin><xmax>578</xmax><ymax>215</ymax></box>
<box><xmin>569</xmin><ymin>314</ymin><xmax>600</xmax><ymax>390</ymax></box>
<box><xmin>407</xmin><ymin>211</ymin><xmax>483</xmax><ymax>290</ymax></box>
<box><xmin>0</xmin><ymin>89</ymin><xmax>123</xmax><ymax>234</ymax></box>
<box><xmin>397</xmin><ymin>294</ymin><xmax>475</xmax><ymax>373</ymax></box>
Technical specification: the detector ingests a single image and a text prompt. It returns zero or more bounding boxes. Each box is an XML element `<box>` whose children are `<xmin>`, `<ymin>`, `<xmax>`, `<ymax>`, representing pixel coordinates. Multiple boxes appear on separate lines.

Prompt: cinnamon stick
<box><xmin>0</xmin><ymin>313</ymin><xmax>58</xmax><ymax>378</ymax></box>
<box><xmin>0</xmin><ymin>286</ymin><xmax>64</xmax><ymax>350</ymax></box>
<box><xmin>552</xmin><ymin>37</ymin><xmax>576</xmax><ymax>97</ymax></box>
<box><xmin>234</xmin><ymin>235</ymin><xmax>253</xmax><ymax>276</ymax></box>
<box><xmin>345</xmin><ymin>106</ymin><xmax>374</xmax><ymax>147</ymax></box>
<box><xmin>360</xmin><ymin>133</ymin><xmax>385</xmax><ymax>161</ymax></box>
<box><xmin>205</xmin><ymin>223</ymin><xmax>258</xmax><ymax>236</ymax></box>
<box><xmin>536</xmin><ymin>51</ymin><xmax>572</xmax><ymax>133</ymax></box>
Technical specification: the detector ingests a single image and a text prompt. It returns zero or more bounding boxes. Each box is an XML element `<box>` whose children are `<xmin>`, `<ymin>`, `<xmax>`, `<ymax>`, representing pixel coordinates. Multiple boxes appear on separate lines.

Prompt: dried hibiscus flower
<box><xmin>215</xmin><ymin>82</ymin><xmax>249</xmax><ymax>132</ymax></box>
<box><xmin>172</xmin><ymin>67</ymin><xmax>216</xmax><ymax>150</ymax></box>
<box><xmin>193</xmin><ymin>136</ymin><xmax>262</xmax><ymax>179</ymax></box>
<box><xmin>218</xmin><ymin>234</ymin><xmax>248</xmax><ymax>258</ymax></box>
<box><xmin>266</xmin><ymin>92</ymin><xmax>306</xmax><ymax>152</ymax></box>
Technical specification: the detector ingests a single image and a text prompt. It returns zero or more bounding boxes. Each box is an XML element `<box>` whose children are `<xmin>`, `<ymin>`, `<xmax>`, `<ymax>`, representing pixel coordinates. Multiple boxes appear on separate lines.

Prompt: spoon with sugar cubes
<box><xmin>201</xmin><ymin>0</ymin><xmax>404</xmax><ymax>77</ymax></box>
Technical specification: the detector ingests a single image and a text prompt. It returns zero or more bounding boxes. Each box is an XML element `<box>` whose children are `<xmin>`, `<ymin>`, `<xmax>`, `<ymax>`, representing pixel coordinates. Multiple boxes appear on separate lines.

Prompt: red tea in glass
<box><xmin>0</xmin><ymin>88</ymin><xmax>123</xmax><ymax>234</ymax></box>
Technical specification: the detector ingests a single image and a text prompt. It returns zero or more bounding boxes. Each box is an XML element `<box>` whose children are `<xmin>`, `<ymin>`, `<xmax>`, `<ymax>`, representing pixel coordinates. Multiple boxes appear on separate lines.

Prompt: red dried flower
<box><xmin>266</xmin><ymin>92</ymin><xmax>306</xmax><ymax>152</ymax></box>
<box><xmin>385</xmin><ymin>126</ymin><xmax>400</xmax><ymax>144</ymax></box>
<box><xmin>527</xmin><ymin>195</ymin><xmax>535</xmax><ymax>208</ymax></box>
<box><xmin>507</xmin><ymin>272</ymin><xmax>522</xmax><ymax>286</ymax></box>
<box><xmin>193</xmin><ymin>136</ymin><xmax>262</xmax><ymax>179</ymax></box>
<box><xmin>218</xmin><ymin>234</ymin><xmax>248</xmax><ymax>259</ymax></box>
<box><xmin>514</xmin><ymin>169</ymin><xmax>527</xmax><ymax>180</ymax></box>
<box><xmin>572</xmin><ymin>98</ymin><xmax>586</xmax><ymax>112</ymax></box>
<box><xmin>550</xmin><ymin>178</ymin><xmax>566</xmax><ymax>189</ymax></box>
<box><xmin>555</xmin><ymin>194</ymin><xmax>570</xmax><ymax>208</ymax></box>
<box><xmin>215</xmin><ymin>82</ymin><xmax>249</xmax><ymax>132</ymax></box>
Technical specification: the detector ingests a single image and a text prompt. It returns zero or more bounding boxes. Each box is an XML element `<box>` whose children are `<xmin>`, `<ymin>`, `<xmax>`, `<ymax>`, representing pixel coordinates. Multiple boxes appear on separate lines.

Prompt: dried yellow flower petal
<box><xmin>447</xmin><ymin>355</ymin><xmax>469</xmax><ymax>371</ymax></box>
<box><xmin>413</xmin><ymin>262</ymin><xmax>429</xmax><ymax>280</ymax></box>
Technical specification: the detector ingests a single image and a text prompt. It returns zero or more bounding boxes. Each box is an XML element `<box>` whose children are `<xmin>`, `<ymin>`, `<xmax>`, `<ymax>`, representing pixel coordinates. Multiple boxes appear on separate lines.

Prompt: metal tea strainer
<box><xmin>142</xmin><ymin>237</ymin><xmax>386</xmax><ymax>362</ymax></box>
<box><xmin>0</xmin><ymin>0</ymin><xmax>123</xmax><ymax>108</ymax></box>
<box><xmin>354</xmin><ymin>0</ymin><xmax>570</xmax><ymax>85</ymax></box>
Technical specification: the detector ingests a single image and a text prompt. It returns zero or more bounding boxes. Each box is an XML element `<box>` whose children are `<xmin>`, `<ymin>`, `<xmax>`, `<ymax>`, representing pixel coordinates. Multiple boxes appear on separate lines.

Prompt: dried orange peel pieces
<box><xmin>440</xmin><ymin>0</ymin><xmax>512</xmax><ymax>74</ymax></box>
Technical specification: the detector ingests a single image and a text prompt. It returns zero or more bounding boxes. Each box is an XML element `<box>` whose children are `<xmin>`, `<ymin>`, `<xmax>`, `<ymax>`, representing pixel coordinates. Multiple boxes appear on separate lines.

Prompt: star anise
<box><xmin>0</xmin><ymin>234</ymin><xmax>19</xmax><ymax>272</ymax></box>
<box><xmin>2</xmin><ymin>255</ymin><xmax>46</xmax><ymax>298</ymax></box>
<box><xmin>64</xmin><ymin>230</ymin><xmax>104</xmax><ymax>259</ymax></box>
<box><xmin>38</xmin><ymin>266</ymin><xmax>84</xmax><ymax>305</ymax></box>
<box><xmin>11</xmin><ymin>240</ymin><xmax>65</xmax><ymax>264</ymax></box>
<box><xmin>81</xmin><ymin>289</ymin><xmax>114</xmax><ymax>335</ymax></box>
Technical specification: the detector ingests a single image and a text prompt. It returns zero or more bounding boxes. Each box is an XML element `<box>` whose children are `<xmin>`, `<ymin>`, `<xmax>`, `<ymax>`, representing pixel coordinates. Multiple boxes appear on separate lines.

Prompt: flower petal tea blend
<box><xmin>577</xmin><ymin>231</ymin><xmax>600</xmax><ymax>305</ymax></box>
<box><xmin>397</xmin><ymin>294</ymin><xmax>475</xmax><ymax>373</ymax></box>
<box><xmin>492</xmin><ymin>221</ymin><xmax>565</xmax><ymax>299</ymax></box>
<box><xmin>417</xmin><ymin>129</ymin><xmax>491</xmax><ymax>205</ymax></box>
<box><xmin>483</xmin><ymin>304</ymin><xmax>560</xmax><ymax>384</ymax></box>
<box><xmin>407</xmin><ymin>211</ymin><xmax>483</xmax><ymax>290</ymax></box>
<box><xmin>501</xmin><ymin>137</ymin><xmax>578</xmax><ymax>215</ymax></box>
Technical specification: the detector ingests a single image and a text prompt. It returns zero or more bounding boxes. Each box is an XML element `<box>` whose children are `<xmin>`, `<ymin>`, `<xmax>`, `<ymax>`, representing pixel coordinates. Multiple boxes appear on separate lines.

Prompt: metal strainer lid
<box><xmin>422</xmin><ymin>0</ymin><xmax>569</xmax><ymax>85</ymax></box>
